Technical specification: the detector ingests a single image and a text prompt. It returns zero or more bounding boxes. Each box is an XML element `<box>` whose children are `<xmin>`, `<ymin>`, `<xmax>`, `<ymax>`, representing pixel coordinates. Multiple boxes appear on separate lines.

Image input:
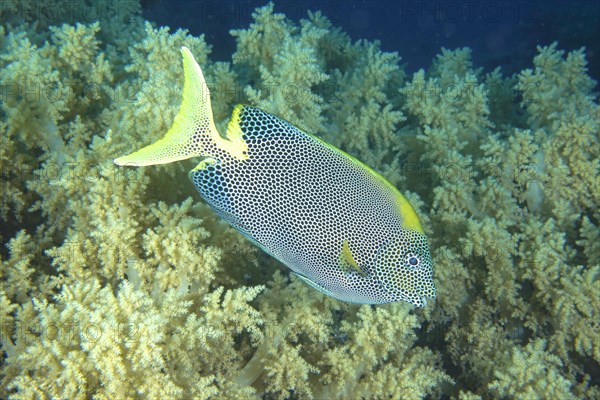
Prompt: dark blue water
<box><xmin>142</xmin><ymin>0</ymin><xmax>600</xmax><ymax>80</ymax></box>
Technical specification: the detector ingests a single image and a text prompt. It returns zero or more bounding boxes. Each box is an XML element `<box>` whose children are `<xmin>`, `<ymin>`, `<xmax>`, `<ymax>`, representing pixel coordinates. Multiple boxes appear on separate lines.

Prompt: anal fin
<box><xmin>293</xmin><ymin>273</ymin><xmax>339</xmax><ymax>299</ymax></box>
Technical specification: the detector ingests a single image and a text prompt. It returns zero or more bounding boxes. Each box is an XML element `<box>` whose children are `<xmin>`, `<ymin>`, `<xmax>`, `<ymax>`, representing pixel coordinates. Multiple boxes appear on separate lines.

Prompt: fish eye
<box><xmin>405</xmin><ymin>253</ymin><xmax>420</xmax><ymax>267</ymax></box>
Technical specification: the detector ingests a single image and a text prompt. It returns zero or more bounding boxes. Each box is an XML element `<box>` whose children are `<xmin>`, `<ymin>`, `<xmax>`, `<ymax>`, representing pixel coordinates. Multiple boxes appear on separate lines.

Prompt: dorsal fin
<box><xmin>226</xmin><ymin>104</ymin><xmax>245</xmax><ymax>142</ymax></box>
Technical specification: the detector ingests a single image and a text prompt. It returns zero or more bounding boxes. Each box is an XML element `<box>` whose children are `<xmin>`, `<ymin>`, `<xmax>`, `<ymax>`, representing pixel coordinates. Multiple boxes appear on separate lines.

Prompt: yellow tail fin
<box><xmin>114</xmin><ymin>47</ymin><xmax>247</xmax><ymax>167</ymax></box>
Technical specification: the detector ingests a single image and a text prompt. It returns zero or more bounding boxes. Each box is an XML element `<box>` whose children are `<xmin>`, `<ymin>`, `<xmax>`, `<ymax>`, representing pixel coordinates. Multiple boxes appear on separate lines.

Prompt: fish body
<box><xmin>115</xmin><ymin>47</ymin><xmax>436</xmax><ymax>306</ymax></box>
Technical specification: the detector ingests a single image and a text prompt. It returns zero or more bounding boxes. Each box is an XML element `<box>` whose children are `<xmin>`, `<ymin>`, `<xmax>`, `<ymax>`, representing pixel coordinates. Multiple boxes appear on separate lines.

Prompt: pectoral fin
<box><xmin>340</xmin><ymin>240</ymin><xmax>368</xmax><ymax>276</ymax></box>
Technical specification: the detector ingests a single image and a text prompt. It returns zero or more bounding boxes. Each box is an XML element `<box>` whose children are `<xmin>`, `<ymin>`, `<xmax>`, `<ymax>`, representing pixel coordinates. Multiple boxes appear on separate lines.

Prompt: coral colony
<box><xmin>1</xmin><ymin>2</ymin><xmax>598</xmax><ymax>399</ymax></box>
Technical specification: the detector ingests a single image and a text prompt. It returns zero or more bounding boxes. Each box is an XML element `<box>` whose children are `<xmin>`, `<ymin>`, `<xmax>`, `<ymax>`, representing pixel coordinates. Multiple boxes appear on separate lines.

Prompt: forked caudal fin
<box><xmin>114</xmin><ymin>47</ymin><xmax>247</xmax><ymax>167</ymax></box>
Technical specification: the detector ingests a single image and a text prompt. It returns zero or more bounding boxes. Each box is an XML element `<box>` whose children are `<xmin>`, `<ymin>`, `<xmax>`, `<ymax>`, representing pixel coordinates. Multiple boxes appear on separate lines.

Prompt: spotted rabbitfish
<box><xmin>114</xmin><ymin>47</ymin><xmax>436</xmax><ymax>307</ymax></box>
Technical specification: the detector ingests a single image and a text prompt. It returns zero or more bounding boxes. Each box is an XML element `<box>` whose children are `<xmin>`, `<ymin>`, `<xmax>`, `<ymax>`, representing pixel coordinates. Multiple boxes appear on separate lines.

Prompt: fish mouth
<box><xmin>409</xmin><ymin>294</ymin><xmax>429</xmax><ymax>307</ymax></box>
<box><xmin>416</xmin><ymin>292</ymin><xmax>436</xmax><ymax>307</ymax></box>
